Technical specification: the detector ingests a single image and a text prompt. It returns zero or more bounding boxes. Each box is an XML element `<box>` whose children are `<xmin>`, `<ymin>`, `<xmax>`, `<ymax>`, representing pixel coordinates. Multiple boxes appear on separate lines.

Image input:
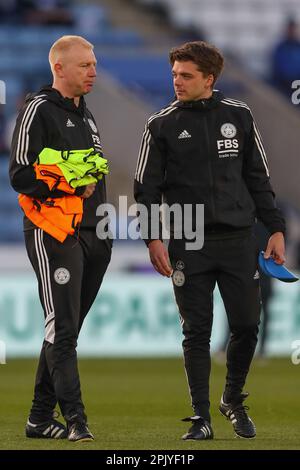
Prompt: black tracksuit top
<box><xmin>9</xmin><ymin>85</ymin><xmax>106</xmax><ymax>230</ymax></box>
<box><xmin>134</xmin><ymin>91</ymin><xmax>285</xmax><ymax>237</ymax></box>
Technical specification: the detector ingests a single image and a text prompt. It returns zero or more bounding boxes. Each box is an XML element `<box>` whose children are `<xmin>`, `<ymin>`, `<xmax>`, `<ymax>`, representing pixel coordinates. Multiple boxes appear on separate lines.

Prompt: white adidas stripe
<box><xmin>16</xmin><ymin>95</ymin><xmax>47</xmax><ymax>165</ymax></box>
<box><xmin>222</xmin><ymin>98</ymin><xmax>269</xmax><ymax>176</ymax></box>
<box><xmin>221</xmin><ymin>98</ymin><xmax>250</xmax><ymax>110</ymax></box>
<box><xmin>136</xmin><ymin>107</ymin><xmax>177</xmax><ymax>183</ymax></box>
<box><xmin>54</xmin><ymin>428</ymin><xmax>65</xmax><ymax>438</ymax></box>
<box><xmin>137</xmin><ymin>128</ymin><xmax>152</xmax><ymax>184</ymax></box>
<box><xmin>135</xmin><ymin>104</ymin><xmax>177</xmax><ymax>181</ymax></box>
<box><xmin>221</xmin><ymin>99</ymin><xmax>269</xmax><ymax>177</ymax></box>
<box><xmin>221</xmin><ymin>99</ymin><xmax>250</xmax><ymax>112</ymax></box>
<box><xmin>51</xmin><ymin>426</ymin><xmax>61</xmax><ymax>437</ymax></box>
<box><xmin>204</xmin><ymin>424</ymin><xmax>211</xmax><ymax>436</ymax></box>
<box><xmin>229</xmin><ymin>412</ymin><xmax>237</xmax><ymax>424</ymax></box>
<box><xmin>23</xmin><ymin>99</ymin><xmax>47</xmax><ymax>165</ymax></box>
<box><xmin>37</xmin><ymin>229</ymin><xmax>53</xmax><ymax>318</ymax></box>
<box><xmin>253</xmin><ymin>120</ymin><xmax>269</xmax><ymax>176</ymax></box>
<box><xmin>45</xmin><ymin>312</ymin><xmax>55</xmax><ymax>327</ymax></box>
<box><xmin>135</xmin><ymin>126</ymin><xmax>151</xmax><ymax>182</ymax></box>
<box><xmin>135</xmin><ymin>104</ymin><xmax>178</xmax><ymax>183</ymax></box>
<box><xmin>39</xmin><ymin>230</ymin><xmax>55</xmax><ymax>344</ymax></box>
<box><xmin>43</xmin><ymin>425</ymin><xmax>51</xmax><ymax>436</ymax></box>
<box><xmin>34</xmin><ymin>229</ymin><xmax>51</xmax><ymax>319</ymax></box>
<box><xmin>45</xmin><ymin>319</ymin><xmax>55</xmax><ymax>345</ymax></box>
<box><xmin>45</xmin><ymin>314</ymin><xmax>55</xmax><ymax>341</ymax></box>
<box><xmin>147</xmin><ymin>101</ymin><xmax>178</xmax><ymax>124</ymax></box>
<box><xmin>39</xmin><ymin>230</ymin><xmax>54</xmax><ymax>314</ymax></box>
<box><xmin>34</xmin><ymin>229</ymin><xmax>55</xmax><ymax>343</ymax></box>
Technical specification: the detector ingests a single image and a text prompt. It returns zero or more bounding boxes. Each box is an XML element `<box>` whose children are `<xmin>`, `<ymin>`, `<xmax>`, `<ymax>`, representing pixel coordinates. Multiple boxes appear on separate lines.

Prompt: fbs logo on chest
<box><xmin>217</xmin><ymin>122</ymin><xmax>239</xmax><ymax>158</ymax></box>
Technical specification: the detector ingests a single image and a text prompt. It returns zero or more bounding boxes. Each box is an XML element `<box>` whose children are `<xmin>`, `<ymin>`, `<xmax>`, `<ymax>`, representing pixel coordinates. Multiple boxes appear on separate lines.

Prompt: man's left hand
<box><xmin>264</xmin><ymin>231</ymin><xmax>285</xmax><ymax>264</ymax></box>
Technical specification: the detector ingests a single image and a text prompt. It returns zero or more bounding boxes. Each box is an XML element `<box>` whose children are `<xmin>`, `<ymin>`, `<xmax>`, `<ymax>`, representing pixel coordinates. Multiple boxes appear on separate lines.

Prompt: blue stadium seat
<box><xmin>100</xmin><ymin>55</ymin><xmax>174</xmax><ymax>107</ymax></box>
<box><xmin>0</xmin><ymin>26</ymin><xmax>143</xmax><ymax>49</ymax></box>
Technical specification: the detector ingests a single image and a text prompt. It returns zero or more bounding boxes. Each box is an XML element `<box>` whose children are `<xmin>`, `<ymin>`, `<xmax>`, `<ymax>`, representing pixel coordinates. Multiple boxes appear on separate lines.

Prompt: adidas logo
<box><xmin>253</xmin><ymin>270</ymin><xmax>260</xmax><ymax>280</ymax></box>
<box><xmin>66</xmin><ymin>118</ymin><xmax>75</xmax><ymax>127</ymax></box>
<box><xmin>178</xmin><ymin>130</ymin><xmax>191</xmax><ymax>139</ymax></box>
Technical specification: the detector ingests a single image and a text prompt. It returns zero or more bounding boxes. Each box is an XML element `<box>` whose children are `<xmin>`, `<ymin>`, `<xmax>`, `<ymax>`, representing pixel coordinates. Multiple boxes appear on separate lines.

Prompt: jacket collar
<box><xmin>26</xmin><ymin>85</ymin><xmax>87</xmax><ymax>116</ymax></box>
<box><xmin>173</xmin><ymin>90</ymin><xmax>224</xmax><ymax>110</ymax></box>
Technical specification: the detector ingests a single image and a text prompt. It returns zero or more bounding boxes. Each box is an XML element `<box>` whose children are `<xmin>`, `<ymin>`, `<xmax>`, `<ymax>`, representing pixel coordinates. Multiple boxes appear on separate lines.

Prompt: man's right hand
<box><xmin>148</xmin><ymin>240</ymin><xmax>173</xmax><ymax>277</ymax></box>
<box><xmin>81</xmin><ymin>183</ymin><xmax>96</xmax><ymax>199</ymax></box>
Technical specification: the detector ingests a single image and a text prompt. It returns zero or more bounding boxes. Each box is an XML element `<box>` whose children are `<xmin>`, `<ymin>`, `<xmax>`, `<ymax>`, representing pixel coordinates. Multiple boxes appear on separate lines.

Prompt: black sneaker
<box><xmin>25</xmin><ymin>418</ymin><xmax>67</xmax><ymax>439</ymax></box>
<box><xmin>68</xmin><ymin>422</ymin><xmax>94</xmax><ymax>442</ymax></box>
<box><xmin>219</xmin><ymin>392</ymin><xmax>256</xmax><ymax>438</ymax></box>
<box><xmin>181</xmin><ymin>416</ymin><xmax>214</xmax><ymax>440</ymax></box>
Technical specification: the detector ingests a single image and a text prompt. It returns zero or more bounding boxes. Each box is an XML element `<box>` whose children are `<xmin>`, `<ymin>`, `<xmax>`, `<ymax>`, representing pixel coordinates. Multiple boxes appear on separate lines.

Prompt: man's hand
<box><xmin>81</xmin><ymin>183</ymin><xmax>96</xmax><ymax>199</ymax></box>
<box><xmin>148</xmin><ymin>240</ymin><xmax>173</xmax><ymax>277</ymax></box>
<box><xmin>264</xmin><ymin>231</ymin><xmax>285</xmax><ymax>264</ymax></box>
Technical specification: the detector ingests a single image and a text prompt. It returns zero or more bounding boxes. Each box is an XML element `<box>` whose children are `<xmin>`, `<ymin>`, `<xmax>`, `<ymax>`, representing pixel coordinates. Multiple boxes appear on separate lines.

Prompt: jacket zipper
<box><xmin>203</xmin><ymin>113</ymin><xmax>216</xmax><ymax>223</ymax></box>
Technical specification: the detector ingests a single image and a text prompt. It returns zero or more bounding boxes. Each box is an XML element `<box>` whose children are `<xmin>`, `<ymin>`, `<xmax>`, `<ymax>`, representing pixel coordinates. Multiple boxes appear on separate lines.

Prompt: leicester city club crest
<box><xmin>220</xmin><ymin>123</ymin><xmax>237</xmax><ymax>138</ymax></box>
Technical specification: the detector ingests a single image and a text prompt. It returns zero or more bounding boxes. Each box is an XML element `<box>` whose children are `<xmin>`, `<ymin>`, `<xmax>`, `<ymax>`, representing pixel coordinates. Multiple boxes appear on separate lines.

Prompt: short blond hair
<box><xmin>49</xmin><ymin>35</ymin><xmax>94</xmax><ymax>74</ymax></box>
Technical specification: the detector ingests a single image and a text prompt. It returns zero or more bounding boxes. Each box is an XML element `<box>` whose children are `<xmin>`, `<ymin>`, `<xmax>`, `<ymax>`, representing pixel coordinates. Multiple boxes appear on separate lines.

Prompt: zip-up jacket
<box><xmin>134</xmin><ymin>91</ymin><xmax>285</xmax><ymax>241</ymax></box>
<box><xmin>9</xmin><ymin>85</ymin><xmax>107</xmax><ymax>231</ymax></box>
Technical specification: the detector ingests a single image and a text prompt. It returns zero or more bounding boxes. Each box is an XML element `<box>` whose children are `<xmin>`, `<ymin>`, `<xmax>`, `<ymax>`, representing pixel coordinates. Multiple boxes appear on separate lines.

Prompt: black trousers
<box><xmin>25</xmin><ymin>228</ymin><xmax>111</xmax><ymax>423</ymax></box>
<box><xmin>169</xmin><ymin>234</ymin><xmax>261</xmax><ymax>422</ymax></box>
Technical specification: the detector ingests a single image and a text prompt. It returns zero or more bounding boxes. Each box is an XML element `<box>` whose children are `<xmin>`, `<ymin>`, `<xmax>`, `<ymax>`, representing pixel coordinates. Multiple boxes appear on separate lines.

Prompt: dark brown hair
<box><xmin>169</xmin><ymin>41</ymin><xmax>224</xmax><ymax>85</ymax></box>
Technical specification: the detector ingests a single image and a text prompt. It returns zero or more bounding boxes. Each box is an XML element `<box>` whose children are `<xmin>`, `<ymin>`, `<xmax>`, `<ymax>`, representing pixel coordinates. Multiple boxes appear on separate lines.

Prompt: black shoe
<box><xmin>181</xmin><ymin>416</ymin><xmax>214</xmax><ymax>440</ymax></box>
<box><xmin>25</xmin><ymin>418</ymin><xmax>67</xmax><ymax>439</ymax></box>
<box><xmin>68</xmin><ymin>421</ymin><xmax>94</xmax><ymax>442</ymax></box>
<box><xmin>219</xmin><ymin>392</ymin><xmax>256</xmax><ymax>438</ymax></box>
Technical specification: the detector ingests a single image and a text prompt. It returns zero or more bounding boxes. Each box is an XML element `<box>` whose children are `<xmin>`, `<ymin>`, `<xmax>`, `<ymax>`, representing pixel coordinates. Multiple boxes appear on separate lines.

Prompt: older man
<box><xmin>10</xmin><ymin>35</ymin><xmax>111</xmax><ymax>442</ymax></box>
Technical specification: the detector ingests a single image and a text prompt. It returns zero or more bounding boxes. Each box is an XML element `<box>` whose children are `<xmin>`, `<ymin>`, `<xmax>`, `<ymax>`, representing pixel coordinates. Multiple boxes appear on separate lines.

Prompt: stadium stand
<box><xmin>1</xmin><ymin>0</ymin><xmax>300</xmax><ymax>248</ymax></box>
<box><xmin>136</xmin><ymin>0</ymin><xmax>300</xmax><ymax>77</ymax></box>
<box><xmin>0</xmin><ymin>3</ymin><xmax>146</xmax><ymax>242</ymax></box>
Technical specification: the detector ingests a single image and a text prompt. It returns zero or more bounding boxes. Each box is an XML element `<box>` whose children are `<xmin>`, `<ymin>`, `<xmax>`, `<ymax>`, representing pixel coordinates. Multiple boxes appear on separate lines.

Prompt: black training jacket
<box><xmin>9</xmin><ymin>85</ymin><xmax>106</xmax><ymax>230</ymax></box>
<box><xmin>134</xmin><ymin>91</ymin><xmax>285</xmax><ymax>239</ymax></box>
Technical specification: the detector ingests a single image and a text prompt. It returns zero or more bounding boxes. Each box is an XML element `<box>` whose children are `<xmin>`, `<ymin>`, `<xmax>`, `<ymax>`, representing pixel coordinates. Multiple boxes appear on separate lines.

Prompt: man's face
<box><xmin>59</xmin><ymin>46</ymin><xmax>97</xmax><ymax>97</ymax></box>
<box><xmin>172</xmin><ymin>60</ymin><xmax>214</xmax><ymax>102</ymax></box>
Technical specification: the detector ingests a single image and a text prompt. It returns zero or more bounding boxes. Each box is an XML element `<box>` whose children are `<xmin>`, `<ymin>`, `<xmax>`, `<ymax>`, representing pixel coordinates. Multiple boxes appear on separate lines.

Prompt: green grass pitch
<box><xmin>1</xmin><ymin>357</ymin><xmax>300</xmax><ymax>450</ymax></box>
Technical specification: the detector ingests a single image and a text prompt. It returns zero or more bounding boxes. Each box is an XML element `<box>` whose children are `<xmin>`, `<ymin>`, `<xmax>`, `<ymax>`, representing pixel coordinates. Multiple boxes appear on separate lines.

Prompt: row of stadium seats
<box><xmin>137</xmin><ymin>0</ymin><xmax>300</xmax><ymax>76</ymax></box>
<box><xmin>0</xmin><ymin>27</ymin><xmax>144</xmax><ymax>49</ymax></box>
<box><xmin>0</xmin><ymin>24</ymin><xmax>144</xmax><ymax>114</ymax></box>
<box><xmin>2</xmin><ymin>0</ymin><xmax>288</xmax><ymax>243</ymax></box>
<box><xmin>0</xmin><ymin>17</ymin><xmax>163</xmax><ymax>241</ymax></box>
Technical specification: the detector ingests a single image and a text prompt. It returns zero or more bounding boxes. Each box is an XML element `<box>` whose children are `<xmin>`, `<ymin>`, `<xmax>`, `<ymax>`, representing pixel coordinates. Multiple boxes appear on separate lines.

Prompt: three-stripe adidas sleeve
<box><xmin>9</xmin><ymin>100</ymin><xmax>67</xmax><ymax>199</ymax></box>
<box><xmin>243</xmin><ymin>112</ymin><xmax>285</xmax><ymax>234</ymax></box>
<box><xmin>134</xmin><ymin>121</ymin><xmax>166</xmax><ymax>244</ymax></box>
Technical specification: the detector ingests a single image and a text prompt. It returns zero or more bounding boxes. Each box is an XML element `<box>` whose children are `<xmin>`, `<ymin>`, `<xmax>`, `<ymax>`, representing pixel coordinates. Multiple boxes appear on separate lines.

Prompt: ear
<box><xmin>206</xmin><ymin>74</ymin><xmax>214</xmax><ymax>89</ymax></box>
<box><xmin>54</xmin><ymin>62</ymin><xmax>64</xmax><ymax>78</ymax></box>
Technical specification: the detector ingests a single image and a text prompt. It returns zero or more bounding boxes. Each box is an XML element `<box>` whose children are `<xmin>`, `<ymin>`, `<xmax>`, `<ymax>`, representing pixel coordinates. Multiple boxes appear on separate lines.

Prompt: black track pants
<box><xmin>25</xmin><ymin>228</ymin><xmax>111</xmax><ymax>423</ymax></box>
<box><xmin>169</xmin><ymin>234</ymin><xmax>261</xmax><ymax>422</ymax></box>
